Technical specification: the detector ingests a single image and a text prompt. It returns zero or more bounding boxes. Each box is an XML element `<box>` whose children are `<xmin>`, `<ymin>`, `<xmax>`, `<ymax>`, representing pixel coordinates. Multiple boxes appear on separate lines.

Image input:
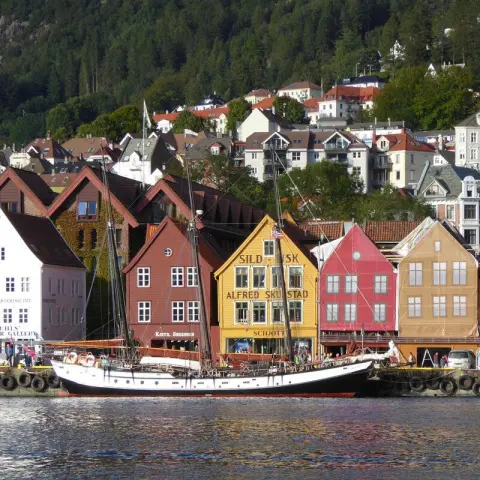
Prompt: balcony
<box><xmin>263</xmin><ymin>143</ymin><xmax>288</xmax><ymax>151</ymax></box>
<box><xmin>324</xmin><ymin>142</ymin><xmax>349</xmax><ymax>153</ymax></box>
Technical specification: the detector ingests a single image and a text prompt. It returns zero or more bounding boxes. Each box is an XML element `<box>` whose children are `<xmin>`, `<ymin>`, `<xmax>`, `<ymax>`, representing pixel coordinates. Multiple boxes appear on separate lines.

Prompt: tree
<box><xmin>226</xmin><ymin>98</ymin><xmax>251</xmax><ymax>134</ymax></box>
<box><xmin>144</xmin><ymin>73</ymin><xmax>185</xmax><ymax>113</ymax></box>
<box><xmin>110</xmin><ymin>104</ymin><xmax>142</xmax><ymax>136</ymax></box>
<box><xmin>46</xmin><ymin>104</ymin><xmax>73</xmax><ymax>138</ymax></box>
<box><xmin>273</xmin><ymin>96</ymin><xmax>308</xmax><ymax>125</ymax></box>
<box><xmin>172</xmin><ymin>110</ymin><xmax>211</xmax><ymax>134</ymax></box>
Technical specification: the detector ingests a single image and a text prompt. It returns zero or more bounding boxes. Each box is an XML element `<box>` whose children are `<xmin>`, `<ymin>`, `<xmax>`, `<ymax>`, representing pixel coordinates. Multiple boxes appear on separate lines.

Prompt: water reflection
<box><xmin>0</xmin><ymin>397</ymin><xmax>478</xmax><ymax>479</ymax></box>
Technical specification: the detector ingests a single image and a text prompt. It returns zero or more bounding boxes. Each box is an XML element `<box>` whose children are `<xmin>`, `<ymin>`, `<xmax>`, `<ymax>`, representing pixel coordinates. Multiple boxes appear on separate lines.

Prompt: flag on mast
<box><xmin>143</xmin><ymin>100</ymin><xmax>152</xmax><ymax>129</ymax></box>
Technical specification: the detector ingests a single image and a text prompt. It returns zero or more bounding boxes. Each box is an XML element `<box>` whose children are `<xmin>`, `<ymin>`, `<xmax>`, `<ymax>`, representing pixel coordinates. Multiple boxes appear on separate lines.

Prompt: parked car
<box><xmin>447</xmin><ymin>350</ymin><xmax>476</xmax><ymax>369</ymax></box>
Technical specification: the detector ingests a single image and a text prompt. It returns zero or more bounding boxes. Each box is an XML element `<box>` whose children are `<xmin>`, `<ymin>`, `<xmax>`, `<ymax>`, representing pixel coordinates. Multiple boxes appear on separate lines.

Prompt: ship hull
<box><xmin>51</xmin><ymin>360</ymin><xmax>373</xmax><ymax>397</ymax></box>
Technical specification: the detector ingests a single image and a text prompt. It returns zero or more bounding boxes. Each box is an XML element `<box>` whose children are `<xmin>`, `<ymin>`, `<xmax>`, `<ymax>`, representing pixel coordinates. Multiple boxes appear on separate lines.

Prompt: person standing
<box><xmin>433</xmin><ymin>352</ymin><xmax>439</xmax><ymax>368</ymax></box>
<box><xmin>408</xmin><ymin>352</ymin><xmax>415</xmax><ymax>368</ymax></box>
<box><xmin>440</xmin><ymin>355</ymin><xmax>446</xmax><ymax>368</ymax></box>
<box><xmin>6</xmin><ymin>342</ymin><xmax>13</xmax><ymax>367</ymax></box>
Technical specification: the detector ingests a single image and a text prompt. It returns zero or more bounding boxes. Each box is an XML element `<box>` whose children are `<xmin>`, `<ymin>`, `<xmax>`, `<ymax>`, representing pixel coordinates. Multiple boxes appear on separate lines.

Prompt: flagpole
<box><xmin>142</xmin><ymin>100</ymin><xmax>146</xmax><ymax>189</ymax></box>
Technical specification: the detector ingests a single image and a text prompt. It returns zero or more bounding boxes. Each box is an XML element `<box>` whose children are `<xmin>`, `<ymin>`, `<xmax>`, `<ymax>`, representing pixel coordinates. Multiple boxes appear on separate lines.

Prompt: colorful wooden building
<box><xmin>214</xmin><ymin>215</ymin><xmax>318</xmax><ymax>357</ymax></box>
<box><xmin>316</xmin><ymin>224</ymin><xmax>397</xmax><ymax>355</ymax></box>
<box><xmin>123</xmin><ymin>216</ymin><xmax>224</xmax><ymax>353</ymax></box>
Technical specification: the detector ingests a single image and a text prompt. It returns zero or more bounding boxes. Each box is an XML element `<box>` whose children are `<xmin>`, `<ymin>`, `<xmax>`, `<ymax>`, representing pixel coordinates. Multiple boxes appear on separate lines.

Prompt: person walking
<box><xmin>408</xmin><ymin>352</ymin><xmax>415</xmax><ymax>368</ymax></box>
<box><xmin>440</xmin><ymin>355</ymin><xmax>446</xmax><ymax>368</ymax></box>
<box><xmin>6</xmin><ymin>342</ymin><xmax>13</xmax><ymax>367</ymax></box>
<box><xmin>433</xmin><ymin>352</ymin><xmax>439</xmax><ymax>368</ymax></box>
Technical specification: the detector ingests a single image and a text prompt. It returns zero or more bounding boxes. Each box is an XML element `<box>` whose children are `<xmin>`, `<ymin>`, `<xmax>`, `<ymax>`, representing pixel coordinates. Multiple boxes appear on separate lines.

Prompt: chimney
<box><xmin>388</xmin><ymin>117</ymin><xmax>391</xmax><ymax>127</ymax></box>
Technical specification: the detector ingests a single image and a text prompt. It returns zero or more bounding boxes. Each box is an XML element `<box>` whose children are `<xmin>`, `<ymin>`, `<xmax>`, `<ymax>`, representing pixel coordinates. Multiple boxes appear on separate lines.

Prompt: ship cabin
<box><xmin>396</xmin><ymin>219</ymin><xmax>479</xmax><ymax>366</ymax></box>
<box><xmin>316</xmin><ymin>224</ymin><xmax>397</xmax><ymax>357</ymax></box>
<box><xmin>214</xmin><ymin>215</ymin><xmax>318</xmax><ymax>359</ymax></box>
<box><xmin>124</xmin><ymin>216</ymin><xmax>224</xmax><ymax>354</ymax></box>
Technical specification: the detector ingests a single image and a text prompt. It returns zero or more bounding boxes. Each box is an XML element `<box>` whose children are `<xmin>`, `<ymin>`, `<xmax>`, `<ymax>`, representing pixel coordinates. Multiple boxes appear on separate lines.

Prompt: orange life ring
<box><xmin>86</xmin><ymin>353</ymin><xmax>95</xmax><ymax>367</ymax></box>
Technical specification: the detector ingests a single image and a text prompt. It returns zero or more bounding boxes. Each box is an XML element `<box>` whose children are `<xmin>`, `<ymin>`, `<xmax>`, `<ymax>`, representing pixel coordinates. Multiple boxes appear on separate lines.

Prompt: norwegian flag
<box><xmin>23</xmin><ymin>345</ymin><xmax>37</xmax><ymax>359</ymax></box>
<box><xmin>271</xmin><ymin>226</ymin><xmax>284</xmax><ymax>239</ymax></box>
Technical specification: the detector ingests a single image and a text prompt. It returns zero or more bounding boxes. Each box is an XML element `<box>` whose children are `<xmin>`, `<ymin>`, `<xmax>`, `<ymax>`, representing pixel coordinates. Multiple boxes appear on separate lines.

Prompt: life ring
<box><xmin>472</xmin><ymin>381</ymin><xmax>480</xmax><ymax>396</ymax></box>
<box><xmin>426</xmin><ymin>376</ymin><xmax>440</xmax><ymax>390</ymax></box>
<box><xmin>18</xmin><ymin>372</ymin><xmax>32</xmax><ymax>388</ymax></box>
<box><xmin>76</xmin><ymin>353</ymin><xmax>88</xmax><ymax>366</ymax></box>
<box><xmin>65</xmin><ymin>351</ymin><xmax>78</xmax><ymax>364</ymax></box>
<box><xmin>47</xmin><ymin>374</ymin><xmax>61</xmax><ymax>389</ymax></box>
<box><xmin>86</xmin><ymin>353</ymin><xmax>96</xmax><ymax>367</ymax></box>
<box><xmin>409</xmin><ymin>376</ymin><xmax>426</xmax><ymax>393</ymax></box>
<box><xmin>458</xmin><ymin>375</ymin><xmax>474</xmax><ymax>391</ymax></box>
<box><xmin>439</xmin><ymin>378</ymin><xmax>457</xmax><ymax>396</ymax></box>
<box><xmin>1</xmin><ymin>375</ymin><xmax>17</xmax><ymax>391</ymax></box>
<box><xmin>31</xmin><ymin>376</ymin><xmax>47</xmax><ymax>392</ymax></box>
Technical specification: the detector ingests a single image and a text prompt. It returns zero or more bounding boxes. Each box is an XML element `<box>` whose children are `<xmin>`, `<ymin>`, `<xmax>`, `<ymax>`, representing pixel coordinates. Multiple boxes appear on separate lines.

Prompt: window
<box><xmin>433</xmin><ymin>296</ymin><xmax>446</xmax><ymax>317</ymax></box>
<box><xmin>137</xmin><ymin>267</ymin><xmax>150</xmax><ymax>287</ymax></box>
<box><xmin>252</xmin><ymin>152</ymin><xmax>257</xmax><ymax>160</ymax></box>
<box><xmin>90</xmin><ymin>229</ymin><xmax>98</xmax><ymax>249</ymax></box>
<box><xmin>57</xmin><ymin>308</ymin><xmax>61</xmax><ymax>324</ymax></box>
<box><xmin>61</xmin><ymin>307</ymin><xmax>67</xmax><ymax>324</ymax></box>
<box><xmin>171</xmin><ymin>301</ymin><xmax>184</xmax><ymax>322</ymax></box>
<box><xmin>410</xmin><ymin>154</ymin><xmax>414</xmax><ymax>164</ymax></box>
<box><xmin>5</xmin><ymin>278</ymin><xmax>14</xmax><ymax>292</ymax></box>
<box><xmin>292</xmin><ymin>152</ymin><xmax>301</xmax><ymax>161</ymax></box>
<box><xmin>289</xmin><ymin>301</ymin><xmax>302</xmax><ymax>323</ymax></box>
<box><xmin>460</xmin><ymin>151</ymin><xmax>466</xmax><ymax>160</ymax></box>
<box><xmin>57</xmin><ymin>278</ymin><xmax>65</xmax><ymax>295</ymax></box>
<box><xmin>396</xmin><ymin>171</ymin><xmax>400</xmax><ymax>181</ymax></box>
<box><xmin>314</xmin><ymin>152</ymin><xmax>320</xmax><ymax>161</ymax></box>
<box><xmin>326</xmin><ymin>275</ymin><xmax>339</xmax><ymax>293</ymax></box>
<box><xmin>453</xmin><ymin>296</ymin><xmax>467</xmax><ymax>316</ymax></box>
<box><xmin>3</xmin><ymin>309</ymin><xmax>12</xmax><ymax>323</ymax></box>
<box><xmin>288</xmin><ymin>266</ymin><xmax>302</xmax><ymax>289</ymax></box>
<box><xmin>115</xmin><ymin>229</ymin><xmax>122</xmax><ymax>248</ymax></box>
<box><xmin>373</xmin><ymin>304</ymin><xmax>386</xmax><ymax>323</ymax></box>
<box><xmin>470</xmin><ymin>149</ymin><xmax>478</xmax><ymax>161</ymax></box>
<box><xmin>49</xmin><ymin>308</ymin><xmax>53</xmax><ymax>324</ymax></box>
<box><xmin>408</xmin><ymin>297</ymin><xmax>422</xmax><ymax>317</ymax></box>
<box><xmin>263</xmin><ymin>240</ymin><xmax>275</xmax><ymax>257</ymax></box>
<box><xmin>374</xmin><ymin>275</ymin><xmax>387</xmax><ymax>294</ymax></box>
<box><xmin>187</xmin><ymin>267</ymin><xmax>198</xmax><ymax>287</ymax></box>
<box><xmin>453</xmin><ymin>262</ymin><xmax>467</xmax><ymax>285</ymax></box>
<box><xmin>77</xmin><ymin>201</ymin><xmax>98</xmax><ymax>220</ymax></box>
<box><xmin>464</xmin><ymin>205</ymin><xmax>476</xmax><ymax>219</ymax></box>
<box><xmin>409</xmin><ymin>170</ymin><xmax>415</xmax><ymax>181</ymax></box>
<box><xmin>271</xmin><ymin>266</ymin><xmax>281</xmax><ymax>289</ymax></box>
<box><xmin>235</xmin><ymin>302</ymin><xmax>249</xmax><ymax>324</ymax></box>
<box><xmin>352</xmin><ymin>167</ymin><xmax>361</xmax><ymax>176</ymax></box>
<box><xmin>272</xmin><ymin>302</ymin><xmax>284</xmax><ymax>323</ymax></box>
<box><xmin>71</xmin><ymin>308</ymin><xmax>76</xmax><ymax>325</ymax></box>
<box><xmin>187</xmin><ymin>301</ymin><xmax>200</xmax><ymax>322</ymax></box>
<box><xmin>19</xmin><ymin>308</ymin><xmax>28</xmax><ymax>323</ymax></box>
<box><xmin>71</xmin><ymin>280</ymin><xmax>79</xmax><ymax>296</ymax></box>
<box><xmin>432</xmin><ymin>262</ymin><xmax>447</xmax><ymax>286</ymax></box>
<box><xmin>344</xmin><ymin>303</ymin><xmax>357</xmax><ymax>323</ymax></box>
<box><xmin>409</xmin><ymin>263</ymin><xmax>422</xmax><ymax>286</ymax></box>
<box><xmin>0</xmin><ymin>248</ymin><xmax>4</xmax><ymax>260</ymax></box>
<box><xmin>235</xmin><ymin>267</ymin><xmax>248</xmax><ymax>288</ymax></box>
<box><xmin>253</xmin><ymin>302</ymin><xmax>266</xmax><ymax>323</ymax></box>
<box><xmin>78</xmin><ymin>229</ymin><xmax>85</xmax><ymax>249</ymax></box>
<box><xmin>345</xmin><ymin>275</ymin><xmax>358</xmax><ymax>293</ymax></box>
<box><xmin>464</xmin><ymin>229</ymin><xmax>477</xmax><ymax>245</ymax></box>
<box><xmin>138</xmin><ymin>301</ymin><xmax>151</xmax><ymax>323</ymax></box>
<box><xmin>253</xmin><ymin>266</ymin><xmax>266</xmax><ymax>288</ymax></box>
<box><xmin>471</xmin><ymin>132</ymin><xmax>478</xmax><ymax>143</ymax></box>
<box><xmin>171</xmin><ymin>267</ymin><xmax>184</xmax><ymax>287</ymax></box>
<box><xmin>21</xmin><ymin>277</ymin><xmax>30</xmax><ymax>293</ymax></box>
<box><xmin>326</xmin><ymin>303</ymin><xmax>339</xmax><ymax>322</ymax></box>
<box><xmin>460</xmin><ymin>132</ymin><xmax>466</xmax><ymax>143</ymax></box>
<box><xmin>446</xmin><ymin>205</ymin><xmax>455</xmax><ymax>220</ymax></box>
<box><xmin>395</xmin><ymin>154</ymin><xmax>400</xmax><ymax>164</ymax></box>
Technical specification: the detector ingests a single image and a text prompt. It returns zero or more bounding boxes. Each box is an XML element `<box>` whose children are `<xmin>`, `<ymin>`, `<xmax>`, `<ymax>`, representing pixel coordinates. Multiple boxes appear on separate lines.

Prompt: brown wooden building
<box><xmin>123</xmin><ymin>216</ymin><xmax>225</xmax><ymax>353</ymax></box>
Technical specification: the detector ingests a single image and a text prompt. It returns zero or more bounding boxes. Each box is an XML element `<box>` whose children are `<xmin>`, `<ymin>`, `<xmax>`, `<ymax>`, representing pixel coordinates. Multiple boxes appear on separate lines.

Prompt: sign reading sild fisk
<box><xmin>238</xmin><ymin>254</ymin><xmax>299</xmax><ymax>264</ymax></box>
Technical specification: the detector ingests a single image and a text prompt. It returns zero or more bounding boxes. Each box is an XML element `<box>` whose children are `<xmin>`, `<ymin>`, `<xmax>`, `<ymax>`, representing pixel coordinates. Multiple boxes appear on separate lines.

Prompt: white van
<box><xmin>447</xmin><ymin>350</ymin><xmax>476</xmax><ymax>369</ymax></box>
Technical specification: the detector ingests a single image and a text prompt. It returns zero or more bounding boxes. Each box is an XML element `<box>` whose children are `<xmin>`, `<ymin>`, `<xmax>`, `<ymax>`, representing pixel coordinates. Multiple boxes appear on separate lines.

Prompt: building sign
<box><xmin>154</xmin><ymin>331</ymin><xmax>195</xmax><ymax>338</ymax></box>
<box><xmin>253</xmin><ymin>330</ymin><xmax>285</xmax><ymax>337</ymax></box>
<box><xmin>226</xmin><ymin>290</ymin><xmax>308</xmax><ymax>299</ymax></box>
<box><xmin>0</xmin><ymin>325</ymin><xmax>40</xmax><ymax>339</ymax></box>
<box><xmin>0</xmin><ymin>298</ymin><xmax>32</xmax><ymax>304</ymax></box>
<box><xmin>238</xmin><ymin>254</ymin><xmax>299</xmax><ymax>264</ymax></box>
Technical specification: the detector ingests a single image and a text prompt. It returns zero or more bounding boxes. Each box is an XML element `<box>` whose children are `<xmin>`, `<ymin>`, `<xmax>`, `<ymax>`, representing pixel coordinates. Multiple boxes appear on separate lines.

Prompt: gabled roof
<box><xmin>251</xmin><ymin>97</ymin><xmax>276</xmax><ymax>109</ymax></box>
<box><xmin>379</xmin><ymin>133</ymin><xmax>435</xmax><ymax>153</ymax></box>
<box><xmin>456</xmin><ymin>112</ymin><xmax>480</xmax><ymax>127</ymax></box>
<box><xmin>123</xmin><ymin>216</ymin><xmax>225</xmax><ymax>274</ymax></box>
<box><xmin>2</xmin><ymin>210</ymin><xmax>84</xmax><ymax>269</ymax></box>
<box><xmin>135</xmin><ymin>174</ymin><xmax>264</xmax><ymax>233</ymax></box>
<box><xmin>279</xmin><ymin>81</ymin><xmax>322</xmax><ymax>90</ymax></box>
<box><xmin>118</xmin><ymin>136</ymin><xmax>171</xmax><ymax>174</ymax></box>
<box><xmin>40</xmin><ymin>173</ymin><xmax>79</xmax><ymax>189</ymax></box>
<box><xmin>23</xmin><ymin>157</ymin><xmax>54</xmax><ymax>174</ymax></box>
<box><xmin>25</xmin><ymin>138</ymin><xmax>71</xmax><ymax>159</ymax></box>
<box><xmin>0</xmin><ymin>167</ymin><xmax>57</xmax><ymax>213</ymax></box>
<box><xmin>185</xmin><ymin>137</ymin><xmax>232</xmax><ymax>161</ymax></box>
<box><xmin>214</xmin><ymin>215</ymin><xmax>316</xmax><ymax>278</ymax></box>
<box><xmin>320</xmin><ymin>86</ymin><xmax>380</xmax><ymax>103</ymax></box>
<box><xmin>297</xmin><ymin>221</ymin><xmax>344</xmax><ymax>241</ymax></box>
<box><xmin>245</xmin><ymin>89</ymin><xmax>274</xmax><ymax>98</ymax></box>
<box><xmin>361</xmin><ymin>221</ymin><xmax>421</xmax><ymax>243</ymax></box>
<box><xmin>47</xmin><ymin>166</ymin><xmax>144</xmax><ymax>227</ymax></box>
<box><xmin>62</xmin><ymin>137</ymin><xmax>111</xmax><ymax>159</ymax></box>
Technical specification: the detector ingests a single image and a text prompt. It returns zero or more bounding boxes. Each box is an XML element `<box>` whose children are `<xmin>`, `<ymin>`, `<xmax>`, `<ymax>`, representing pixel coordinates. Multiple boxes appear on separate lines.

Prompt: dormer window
<box><xmin>379</xmin><ymin>140</ymin><xmax>387</xmax><ymax>150</ymax></box>
<box><xmin>424</xmin><ymin>183</ymin><xmax>443</xmax><ymax>196</ymax></box>
<box><xmin>77</xmin><ymin>201</ymin><xmax>98</xmax><ymax>220</ymax></box>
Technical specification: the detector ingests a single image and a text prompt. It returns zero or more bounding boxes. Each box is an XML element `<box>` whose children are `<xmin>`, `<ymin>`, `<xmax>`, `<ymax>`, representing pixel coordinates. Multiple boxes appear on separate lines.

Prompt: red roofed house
<box><xmin>373</xmin><ymin>131</ymin><xmax>436</xmax><ymax>189</ymax></box>
<box><xmin>10</xmin><ymin>137</ymin><xmax>72</xmax><ymax>168</ymax></box>
<box><xmin>317</xmin><ymin>224</ymin><xmax>397</xmax><ymax>355</ymax></box>
<box><xmin>123</xmin><ymin>216</ymin><xmax>224</xmax><ymax>353</ymax></box>
<box><xmin>244</xmin><ymin>89</ymin><xmax>274</xmax><ymax>105</ymax></box>
<box><xmin>278</xmin><ymin>81</ymin><xmax>323</xmax><ymax>102</ymax></box>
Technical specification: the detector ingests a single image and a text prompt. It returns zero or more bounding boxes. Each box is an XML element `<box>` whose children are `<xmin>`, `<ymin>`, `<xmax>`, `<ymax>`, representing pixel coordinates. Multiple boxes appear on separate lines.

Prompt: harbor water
<box><xmin>0</xmin><ymin>397</ymin><xmax>478</xmax><ymax>479</ymax></box>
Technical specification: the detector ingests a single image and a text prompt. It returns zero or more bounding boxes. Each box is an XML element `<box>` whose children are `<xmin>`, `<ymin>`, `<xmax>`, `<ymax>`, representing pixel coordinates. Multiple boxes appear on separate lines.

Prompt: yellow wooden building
<box><xmin>214</xmin><ymin>215</ymin><xmax>318</xmax><ymax>357</ymax></box>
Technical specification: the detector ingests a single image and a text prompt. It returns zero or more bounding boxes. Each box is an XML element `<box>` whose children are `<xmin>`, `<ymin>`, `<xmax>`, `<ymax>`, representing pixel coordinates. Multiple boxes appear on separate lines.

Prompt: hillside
<box><xmin>0</xmin><ymin>0</ymin><xmax>479</xmax><ymax>144</ymax></box>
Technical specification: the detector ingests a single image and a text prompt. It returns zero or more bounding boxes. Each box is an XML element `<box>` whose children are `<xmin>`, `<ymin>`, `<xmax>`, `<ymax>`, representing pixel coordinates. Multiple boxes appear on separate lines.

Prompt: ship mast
<box><xmin>271</xmin><ymin>146</ymin><xmax>294</xmax><ymax>363</ymax></box>
<box><xmin>101</xmin><ymin>155</ymin><xmax>136</xmax><ymax>363</ymax></box>
<box><xmin>184</xmin><ymin>153</ymin><xmax>212</xmax><ymax>367</ymax></box>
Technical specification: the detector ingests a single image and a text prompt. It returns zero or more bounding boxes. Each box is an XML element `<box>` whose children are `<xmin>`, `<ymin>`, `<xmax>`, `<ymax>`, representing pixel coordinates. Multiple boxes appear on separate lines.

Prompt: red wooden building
<box><xmin>123</xmin><ymin>216</ymin><xmax>225</xmax><ymax>353</ymax></box>
<box><xmin>318</xmin><ymin>224</ymin><xmax>397</xmax><ymax>352</ymax></box>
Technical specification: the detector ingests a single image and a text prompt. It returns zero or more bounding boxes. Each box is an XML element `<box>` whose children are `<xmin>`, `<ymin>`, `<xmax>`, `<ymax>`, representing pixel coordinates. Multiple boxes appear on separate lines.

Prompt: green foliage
<box><xmin>273</xmin><ymin>96</ymin><xmax>308</xmax><ymax>125</ymax></box>
<box><xmin>226</xmin><ymin>98</ymin><xmax>251</xmax><ymax>133</ymax></box>
<box><xmin>172</xmin><ymin>111</ymin><xmax>211</xmax><ymax>134</ymax></box>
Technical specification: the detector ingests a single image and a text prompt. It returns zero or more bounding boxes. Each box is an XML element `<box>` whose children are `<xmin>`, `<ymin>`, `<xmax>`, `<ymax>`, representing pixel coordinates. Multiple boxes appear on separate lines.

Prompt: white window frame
<box><xmin>289</xmin><ymin>301</ymin><xmax>303</xmax><ymax>323</ymax></box>
<box><xmin>288</xmin><ymin>266</ymin><xmax>303</xmax><ymax>289</ymax></box>
<box><xmin>235</xmin><ymin>301</ymin><xmax>249</xmax><ymax>324</ymax></box>
<box><xmin>21</xmin><ymin>277</ymin><xmax>30</xmax><ymax>293</ymax></box>
<box><xmin>292</xmin><ymin>151</ymin><xmax>301</xmax><ymax>162</ymax></box>
<box><xmin>172</xmin><ymin>301</ymin><xmax>184</xmax><ymax>322</ymax></box>
<box><xmin>263</xmin><ymin>240</ymin><xmax>275</xmax><ymax>257</ymax></box>
<box><xmin>171</xmin><ymin>267</ymin><xmax>184</xmax><ymax>287</ymax></box>
<box><xmin>271</xmin><ymin>266</ymin><xmax>283</xmax><ymax>289</ymax></box>
<box><xmin>252</xmin><ymin>301</ymin><xmax>267</xmax><ymax>324</ymax></box>
<box><xmin>408</xmin><ymin>297</ymin><xmax>422</xmax><ymax>317</ymax></box>
<box><xmin>409</xmin><ymin>263</ymin><xmax>422</xmax><ymax>286</ymax></box>
<box><xmin>326</xmin><ymin>303</ymin><xmax>339</xmax><ymax>322</ymax></box>
<box><xmin>137</xmin><ymin>267</ymin><xmax>150</xmax><ymax>288</ymax></box>
<box><xmin>326</xmin><ymin>275</ymin><xmax>339</xmax><ymax>294</ymax></box>
<box><xmin>344</xmin><ymin>303</ymin><xmax>357</xmax><ymax>323</ymax></box>
<box><xmin>271</xmin><ymin>301</ymin><xmax>284</xmax><ymax>324</ymax></box>
<box><xmin>432</xmin><ymin>262</ymin><xmax>447</xmax><ymax>286</ymax></box>
<box><xmin>433</xmin><ymin>296</ymin><xmax>446</xmax><ymax>317</ymax></box>
<box><xmin>5</xmin><ymin>277</ymin><xmax>14</xmax><ymax>292</ymax></box>
<box><xmin>374</xmin><ymin>275</ymin><xmax>387</xmax><ymax>294</ymax></box>
<box><xmin>187</xmin><ymin>301</ymin><xmax>200</xmax><ymax>322</ymax></box>
<box><xmin>0</xmin><ymin>247</ymin><xmax>4</xmax><ymax>260</ymax></box>
<box><xmin>453</xmin><ymin>296</ymin><xmax>467</xmax><ymax>316</ymax></box>
<box><xmin>138</xmin><ymin>301</ymin><xmax>151</xmax><ymax>323</ymax></box>
<box><xmin>373</xmin><ymin>304</ymin><xmax>386</xmax><ymax>323</ymax></box>
<box><xmin>235</xmin><ymin>266</ymin><xmax>249</xmax><ymax>289</ymax></box>
<box><xmin>252</xmin><ymin>266</ymin><xmax>266</xmax><ymax>289</ymax></box>
<box><xmin>19</xmin><ymin>308</ymin><xmax>28</xmax><ymax>324</ymax></box>
<box><xmin>187</xmin><ymin>267</ymin><xmax>198</xmax><ymax>287</ymax></box>
<box><xmin>3</xmin><ymin>308</ymin><xmax>12</xmax><ymax>323</ymax></box>
<box><xmin>453</xmin><ymin>262</ymin><xmax>467</xmax><ymax>285</ymax></box>
<box><xmin>345</xmin><ymin>275</ymin><xmax>358</xmax><ymax>294</ymax></box>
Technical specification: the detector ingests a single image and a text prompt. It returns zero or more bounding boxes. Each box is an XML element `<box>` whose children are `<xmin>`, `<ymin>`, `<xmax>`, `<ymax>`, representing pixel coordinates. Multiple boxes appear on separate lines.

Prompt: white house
<box><xmin>455</xmin><ymin>112</ymin><xmax>480</xmax><ymax>168</ymax></box>
<box><xmin>237</xmin><ymin>108</ymin><xmax>291</xmax><ymax>142</ymax></box>
<box><xmin>0</xmin><ymin>210</ymin><xmax>86</xmax><ymax>353</ymax></box>
<box><xmin>244</xmin><ymin>89</ymin><xmax>274</xmax><ymax>105</ymax></box>
<box><xmin>277</xmin><ymin>81</ymin><xmax>323</xmax><ymax>103</ymax></box>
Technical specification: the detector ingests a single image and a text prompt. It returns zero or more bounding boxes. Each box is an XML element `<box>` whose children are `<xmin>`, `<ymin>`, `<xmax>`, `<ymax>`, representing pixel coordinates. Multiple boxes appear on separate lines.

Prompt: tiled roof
<box><xmin>26</xmin><ymin>138</ymin><xmax>71</xmax><ymax>160</ymax></box>
<box><xmin>40</xmin><ymin>173</ymin><xmax>78</xmax><ymax>189</ymax></box>
<box><xmin>62</xmin><ymin>137</ymin><xmax>111</xmax><ymax>159</ymax></box>
<box><xmin>245</xmin><ymin>89</ymin><xmax>274</xmax><ymax>97</ymax></box>
<box><xmin>279</xmin><ymin>81</ymin><xmax>322</xmax><ymax>90</ymax></box>
<box><xmin>320</xmin><ymin>86</ymin><xmax>380</xmax><ymax>102</ymax></box>
<box><xmin>297</xmin><ymin>221</ymin><xmax>344</xmax><ymax>241</ymax></box>
<box><xmin>251</xmin><ymin>97</ymin><xmax>276</xmax><ymax>109</ymax></box>
<box><xmin>153</xmin><ymin>112</ymin><xmax>179</xmax><ymax>122</ymax></box>
<box><xmin>4</xmin><ymin>211</ymin><xmax>84</xmax><ymax>268</ymax></box>
<box><xmin>379</xmin><ymin>133</ymin><xmax>435</xmax><ymax>153</ymax></box>
<box><xmin>361</xmin><ymin>221</ymin><xmax>420</xmax><ymax>243</ymax></box>
<box><xmin>303</xmin><ymin>98</ymin><xmax>321</xmax><ymax>109</ymax></box>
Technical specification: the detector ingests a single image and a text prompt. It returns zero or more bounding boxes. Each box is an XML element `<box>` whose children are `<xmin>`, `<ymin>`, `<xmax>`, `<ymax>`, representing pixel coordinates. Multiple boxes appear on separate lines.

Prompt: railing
<box><xmin>319</xmin><ymin>333</ymin><xmax>480</xmax><ymax>344</ymax></box>
<box><xmin>263</xmin><ymin>143</ymin><xmax>288</xmax><ymax>151</ymax></box>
